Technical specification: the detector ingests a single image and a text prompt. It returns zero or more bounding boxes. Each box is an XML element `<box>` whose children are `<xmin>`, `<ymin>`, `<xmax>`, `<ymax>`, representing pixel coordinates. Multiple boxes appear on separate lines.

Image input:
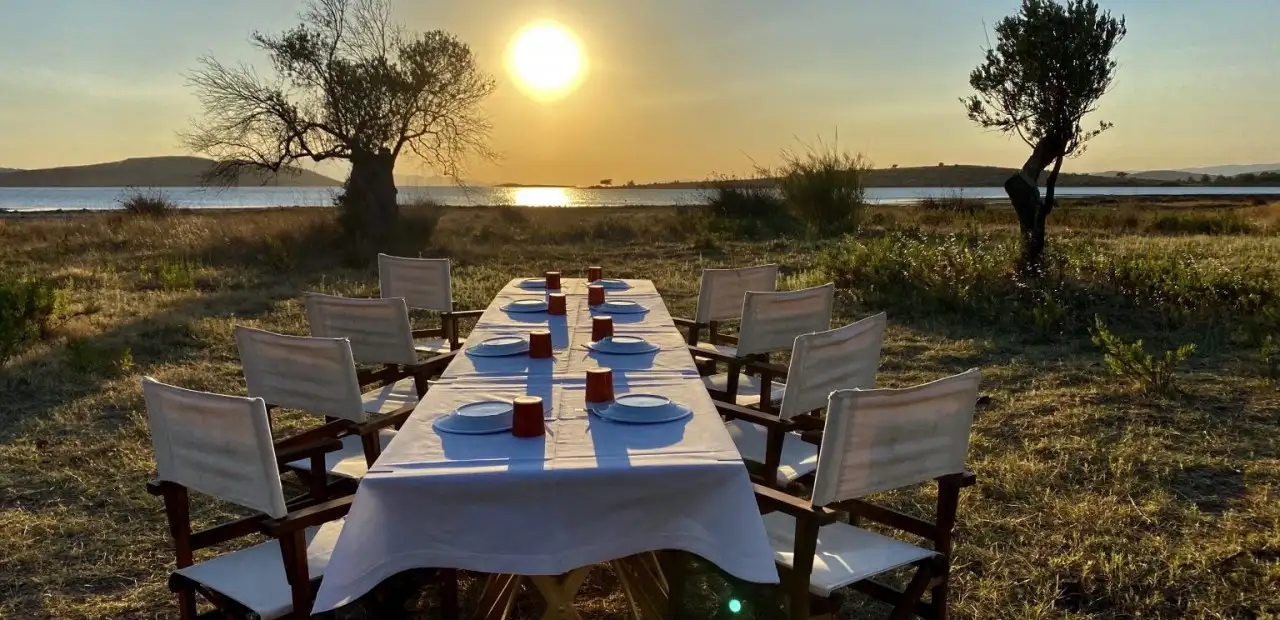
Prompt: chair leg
<box><xmin>887</xmin><ymin>560</ymin><xmax>939</xmax><ymax>620</ymax></box>
<box><xmin>176</xmin><ymin>587</ymin><xmax>198</xmax><ymax>620</ymax></box>
<box><xmin>930</xmin><ymin>580</ymin><xmax>949</xmax><ymax>620</ymax></box>
<box><xmin>439</xmin><ymin>568</ymin><xmax>460</xmax><ymax>620</ymax></box>
<box><xmin>277</xmin><ymin>530</ymin><xmax>313</xmax><ymax>620</ymax></box>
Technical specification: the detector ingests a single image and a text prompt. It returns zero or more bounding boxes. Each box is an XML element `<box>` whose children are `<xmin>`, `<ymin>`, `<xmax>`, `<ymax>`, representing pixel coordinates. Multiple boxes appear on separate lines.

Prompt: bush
<box><xmin>774</xmin><ymin>137</ymin><xmax>870</xmax><ymax>234</ymax></box>
<box><xmin>0</xmin><ymin>276</ymin><xmax>62</xmax><ymax>368</ymax></box>
<box><xmin>64</xmin><ymin>339</ymin><xmax>135</xmax><ymax>377</ymax></box>
<box><xmin>704</xmin><ymin>178</ymin><xmax>786</xmax><ymax>221</ymax></box>
<box><xmin>1147</xmin><ymin>211</ymin><xmax>1256</xmax><ymax>235</ymax></box>
<box><xmin>139</xmin><ymin>259</ymin><xmax>199</xmax><ymax>291</ymax></box>
<box><xmin>1091</xmin><ymin>316</ymin><xmax>1195</xmax><ymax>396</ymax></box>
<box><xmin>117</xmin><ymin>188</ymin><xmax>178</xmax><ymax>216</ymax></box>
<box><xmin>919</xmin><ymin>190</ymin><xmax>986</xmax><ymax>215</ymax></box>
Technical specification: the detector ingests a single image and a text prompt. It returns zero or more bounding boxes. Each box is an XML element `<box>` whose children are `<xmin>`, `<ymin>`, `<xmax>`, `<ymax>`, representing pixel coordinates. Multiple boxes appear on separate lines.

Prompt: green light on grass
<box><xmin>728</xmin><ymin>598</ymin><xmax>743</xmax><ymax>614</ymax></box>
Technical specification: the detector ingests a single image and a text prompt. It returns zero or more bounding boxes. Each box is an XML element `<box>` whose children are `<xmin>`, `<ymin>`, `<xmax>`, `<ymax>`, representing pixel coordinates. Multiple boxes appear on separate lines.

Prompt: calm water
<box><xmin>2</xmin><ymin>185</ymin><xmax>1279</xmax><ymax>211</ymax></box>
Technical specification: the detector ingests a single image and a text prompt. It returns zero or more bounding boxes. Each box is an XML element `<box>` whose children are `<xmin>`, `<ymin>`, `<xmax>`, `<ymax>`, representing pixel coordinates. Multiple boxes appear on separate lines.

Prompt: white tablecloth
<box><xmin>312</xmin><ymin>279</ymin><xmax>777</xmax><ymax>613</ymax></box>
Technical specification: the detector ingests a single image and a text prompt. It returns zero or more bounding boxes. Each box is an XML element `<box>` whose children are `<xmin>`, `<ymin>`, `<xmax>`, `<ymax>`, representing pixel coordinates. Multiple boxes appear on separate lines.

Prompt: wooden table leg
<box><xmin>473</xmin><ymin>574</ymin><xmax>522</xmax><ymax>620</ymax></box>
<box><xmin>658</xmin><ymin>551</ymin><xmax>687</xmax><ymax>619</ymax></box>
<box><xmin>612</xmin><ymin>555</ymin><xmax>672</xmax><ymax>619</ymax></box>
<box><xmin>532</xmin><ymin>567</ymin><xmax>592</xmax><ymax>620</ymax></box>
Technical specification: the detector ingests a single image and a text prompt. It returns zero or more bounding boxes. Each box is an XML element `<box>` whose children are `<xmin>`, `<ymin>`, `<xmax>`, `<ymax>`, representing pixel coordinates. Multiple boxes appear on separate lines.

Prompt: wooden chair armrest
<box><xmin>446</xmin><ymin>309</ymin><xmax>485</xmax><ymax>319</ymax></box>
<box><xmin>407</xmin><ymin>349</ymin><xmax>458</xmax><ymax>374</ymax></box>
<box><xmin>412</xmin><ymin>327</ymin><xmax>446</xmax><ymax>338</ymax></box>
<box><xmin>798</xmin><ymin>429</ymin><xmax>823</xmax><ymax>446</ymax></box>
<box><xmin>672</xmin><ymin>317</ymin><xmax>702</xmax><ymax>329</ymax></box>
<box><xmin>262</xmin><ymin>495</ymin><xmax>355</xmax><ymax>537</ymax></box>
<box><xmin>754</xmin><ymin>484</ymin><xmax>840</xmax><ymax>525</ymax></box>
<box><xmin>273</xmin><ymin>437</ymin><xmax>344</xmax><ymax>469</ymax></box>
<box><xmin>716</xmin><ymin>401</ymin><xmax>792</xmax><ymax>430</ymax></box>
<box><xmin>789</xmin><ymin>414</ymin><xmax>824</xmax><ymax>432</ymax></box>
<box><xmin>954</xmin><ymin>470</ymin><xmax>978</xmax><ymax>488</ymax></box>
<box><xmin>354</xmin><ymin>404</ymin><xmax>415</xmax><ymax>435</ymax></box>
<box><xmin>273</xmin><ymin>420</ymin><xmax>351</xmax><ymax>453</ymax></box>
<box><xmin>686</xmin><ymin>345</ymin><xmax>788</xmax><ymax>376</ymax></box>
<box><xmin>357</xmin><ymin>364</ymin><xmax>408</xmax><ymax>389</ymax></box>
<box><xmin>715</xmin><ymin>334</ymin><xmax>740</xmax><ymax>345</ymax></box>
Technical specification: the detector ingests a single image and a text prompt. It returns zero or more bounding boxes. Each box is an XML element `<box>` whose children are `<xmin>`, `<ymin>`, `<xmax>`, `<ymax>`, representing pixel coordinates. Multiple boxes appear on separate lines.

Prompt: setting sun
<box><xmin>505</xmin><ymin>21</ymin><xmax>585</xmax><ymax>101</ymax></box>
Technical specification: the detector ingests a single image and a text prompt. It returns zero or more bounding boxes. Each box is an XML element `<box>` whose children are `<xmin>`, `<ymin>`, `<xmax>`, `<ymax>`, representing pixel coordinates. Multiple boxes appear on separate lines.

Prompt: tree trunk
<box><xmin>1004</xmin><ymin>135</ymin><xmax>1065</xmax><ymax>276</ymax></box>
<box><xmin>345</xmin><ymin>148</ymin><xmax>399</xmax><ymax>243</ymax></box>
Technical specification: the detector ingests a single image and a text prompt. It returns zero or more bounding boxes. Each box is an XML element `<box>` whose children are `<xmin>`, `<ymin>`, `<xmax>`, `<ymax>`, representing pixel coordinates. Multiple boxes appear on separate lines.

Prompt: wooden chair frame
<box><xmin>693</xmin><ymin>346</ymin><xmax>788</xmax><ymax>413</ymax></box>
<box><xmin>754</xmin><ymin>471</ymin><xmax>976</xmax><ymax>620</ymax></box>
<box><xmin>147</xmin><ymin>437</ymin><xmax>353</xmax><ymax>620</ymax></box>
<box><xmin>414</xmin><ymin>309</ymin><xmax>484</xmax><ymax>351</ymax></box>
<box><xmin>268</xmin><ymin>350</ymin><xmax>458</xmax><ymax>476</ymax></box>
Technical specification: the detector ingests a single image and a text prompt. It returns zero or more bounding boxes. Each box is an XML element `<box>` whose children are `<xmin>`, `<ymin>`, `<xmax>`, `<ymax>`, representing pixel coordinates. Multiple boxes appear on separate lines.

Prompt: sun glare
<box><xmin>506</xmin><ymin>21</ymin><xmax>585</xmax><ymax>101</ymax></box>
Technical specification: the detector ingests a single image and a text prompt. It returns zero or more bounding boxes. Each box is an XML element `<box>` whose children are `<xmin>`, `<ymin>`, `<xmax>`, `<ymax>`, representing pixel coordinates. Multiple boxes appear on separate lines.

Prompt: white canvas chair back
<box><xmin>811</xmin><ymin>368</ymin><xmax>981</xmax><ymax>507</ymax></box>
<box><xmin>142</xmin><ymin>377</ymin><xmax>288</xmax><ymax>519</ymax></box>
<box><xmin>694</xmin><ymin>264</ymin><xmax>779</xmax><ymax>323</ymax></box>
<box><xmin>235</xmin><ymin>326</ymin><xmax>367</xmax><ymax>422</ymax></box>
<box><xmin>378</xmin><ymin>254</ymin><xmax>453</xmax><ymax>312</ymax></box>
<box><xmin>304</xmin><ymin>293</ymin><xmax>418</xmax><ymax>366</ymax></box>
<box><xmin>736</xmin><ymin>283</ymin><xmax>835</xmax><ymax>356</ymax></box>
<box><xmin>777</xmin><ymin>312</ymin><xmax>886</xmax><ymax>421</ymax></box>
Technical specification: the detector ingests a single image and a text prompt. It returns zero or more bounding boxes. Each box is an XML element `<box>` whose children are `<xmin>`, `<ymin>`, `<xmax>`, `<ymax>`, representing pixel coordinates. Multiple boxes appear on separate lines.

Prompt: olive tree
<box><xmin>962</xmin><ymin>0</ymin><xmax>1126</xmax><ymax>273</ymax></box>
<box><xmin>184</xmin><ymin>0</ymin><xmax>495</xmax><ymax>240</ymax></box>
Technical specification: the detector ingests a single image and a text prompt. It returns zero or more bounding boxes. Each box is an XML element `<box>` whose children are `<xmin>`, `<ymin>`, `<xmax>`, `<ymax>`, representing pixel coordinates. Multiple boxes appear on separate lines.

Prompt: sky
<box><xmin>1</xmin><ymin>0</ymin><xmax>1277</xmax><ymax>185</ymax></box>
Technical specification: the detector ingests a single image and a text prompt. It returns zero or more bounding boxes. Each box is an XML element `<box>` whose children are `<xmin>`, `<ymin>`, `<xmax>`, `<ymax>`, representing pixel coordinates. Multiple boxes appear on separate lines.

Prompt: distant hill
<box><xmin>0</xmin><ymin>157</ymin><xmax>340</xmax><ymax>188</ymax></box>
<box><xmin>614</xmin><ymin>165</ymin><xmax>1151</xmax><ymax>190</ymax></box>
<box><xmin>0</xmin><ymin>167</ymin><xmax>20</xmax><ymax>174</ymax></box>
<box><xmin>1098</xmin><ymin>170</ymin><xmax>1209</xmax><ymax>183</ymax></box>
<box><xmin>1181</xmin><ymin>163</ymin><xmax>1280</xmax><ymax>177</ymax></box>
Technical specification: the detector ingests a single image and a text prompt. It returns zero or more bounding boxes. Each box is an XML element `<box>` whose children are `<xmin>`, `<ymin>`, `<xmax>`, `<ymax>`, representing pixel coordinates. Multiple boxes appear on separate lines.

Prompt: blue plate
<box><xmin>433</xmin><ymin>400</ymin><xmax>515</xmax><ymax>434</ymax></box>
<box><xmin>501</xmin><ymin>298</ymin><xmax>549</xmax><ymax>313</ymax></box>
<box><xmin>590</xmin><ymin>394</ymin><xmax>692</xmax><ymax>424</ymax></box>
<box><xmin>466</xmin><ymin>336</ymin><xmax>530</xmax><ymax>357</ymax></box>
<box><xmin>587</xmin><ymin>336</ymin><xmax>660</xmax><ymax>355</ymax></box>
<box><xmin>590</xmin><ymin>279</ymin><xmax>631</xmax><ymax>290</ymax></box>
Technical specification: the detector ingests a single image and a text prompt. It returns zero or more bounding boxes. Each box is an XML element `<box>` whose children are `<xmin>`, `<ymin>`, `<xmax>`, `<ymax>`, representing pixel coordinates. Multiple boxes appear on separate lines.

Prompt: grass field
<box><xmin>2</xmin><ymin>199</ymin><xmax>1279</xmax><ymax>619</ymax></box>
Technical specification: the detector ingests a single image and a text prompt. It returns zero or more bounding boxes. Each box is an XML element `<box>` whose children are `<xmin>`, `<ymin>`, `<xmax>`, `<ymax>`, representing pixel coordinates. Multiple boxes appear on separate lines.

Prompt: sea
<box><xmin>2</xmin><ymin>185</ymin><xmax>1279</xmax><ymax>212</ymax></box>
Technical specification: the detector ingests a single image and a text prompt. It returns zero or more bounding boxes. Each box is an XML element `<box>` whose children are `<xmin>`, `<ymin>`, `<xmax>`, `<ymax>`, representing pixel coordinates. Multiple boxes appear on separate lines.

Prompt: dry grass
<box><xmin>2</xmin><ymin>202</ymin><xmax>1278</xmax><ymax>619</ymax></box>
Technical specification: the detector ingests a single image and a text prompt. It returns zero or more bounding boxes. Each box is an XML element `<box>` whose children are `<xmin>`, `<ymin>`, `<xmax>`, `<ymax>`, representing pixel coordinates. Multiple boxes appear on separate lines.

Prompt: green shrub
<box><xmin>774</xmin><ymin>137</ymin><xmax>870</xmax><ymax>234</ymax></box>
<box><xmin>1091</xmin><ymin>316</ymin><xmax>1195</xmax><ymax>396</ymax></box>
<box><xmin>704</xmin><ymin>178</ymin><xmax>787</xmax><ymax>221</ymax></box>
<box><xmin>1148</xmin><ymin>211</ymin><xmax>1256</xmax><ymax>235</ymax></box>
<box><xmin>918</xmin><ymin>190</ymin><xmax>986</xmax><ymax>215</ymax></box>
<box><xmin>117</xmin><ymin>188</ymin><xmax>178</xmax><ymax>216</ymax></box>
<box><xmin>139</xmin><ymin>259</ymin><xmax>199</xmax><ymax>291</ymax></box>
<box><xmin>0</xmin><ymin>276</ymin><xmax>62</xmax><ymax>368</ymax></box>
<box><xmin>1260</xmin><ymin>335</ymin><xmax>1280</xmax><ymax>381</ymax></box>
<box><xmin>64</xmin><ymin>339</ymin><xmax>135</xmax><ymax>377</ymax></box>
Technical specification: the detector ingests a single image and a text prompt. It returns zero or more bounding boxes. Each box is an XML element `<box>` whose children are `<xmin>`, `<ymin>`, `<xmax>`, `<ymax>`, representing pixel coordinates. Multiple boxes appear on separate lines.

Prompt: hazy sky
<box><xmin>1</xmin><ymin>0</ymin><xmax>1277</xmax><ymax>184</ymax></box>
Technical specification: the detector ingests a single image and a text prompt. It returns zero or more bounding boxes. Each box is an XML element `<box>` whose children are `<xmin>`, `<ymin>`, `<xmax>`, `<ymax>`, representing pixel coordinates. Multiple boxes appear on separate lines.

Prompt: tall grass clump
<box><xmin>814</xmin><ymin>231</ymin><xmax>1280</xmax><ymax>338</ymax></box>
<box><xmin>702</xmin><ymin>176</ymin><xmax>794</xmax><ymax>238</ymax></box>
<box><xmin>918</xmin><ymin>189</ymin><xmax>987</xmax><ymax>215</ymax></box>
<box><xmin>773</xmin><ymin>136</ymin><xmax>871</xmax><ymax>234</ymax></box>
<box><xmin>0</xmin><ymin>275</ymin><xmax>62</xmax><ymax>368</ymax></box>
<box><xmin>117</xmin><ymin>187</ymin><xmax>178</xmax><ymax>217</ymax></box>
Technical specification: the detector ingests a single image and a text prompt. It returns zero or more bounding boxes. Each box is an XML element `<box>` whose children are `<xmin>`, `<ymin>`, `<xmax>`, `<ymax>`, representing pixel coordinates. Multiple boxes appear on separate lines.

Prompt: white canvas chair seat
<box><xmin>725</xmin><ymin>420</ymin><xmax>818</xmax><ymax>485</ymax></box>
<box><xmin>692</xmin><ymin>341</ymin><xmax>738</xmax><ymax>357</ymax></box>
<box><xmin>361</xmin><ymin>377</ymin><xmax>419</xmax><ymax>415</ymax></box>
<box><xmin>286</xmin><ymin>429</ymin><xmax>396</xmax><ymax>480</ymax></box>
<box><xmin>415</xmin><ymin>337</ymin><xmax>463</xmax><ymax>355</ymax></box>
<box><xmin>762</xmin><ymin>511</ymin><xmax>936</xmax><ymax>597</ymax></box>
<box><xmin>174</xmin><ymin>519</ymin><xmax>344</xmax><ymax>620</ymax></box>
<box><xmin>702</xmin><ymin>372</ymin><xmax>786</xmax><ymax>407</ymax></box>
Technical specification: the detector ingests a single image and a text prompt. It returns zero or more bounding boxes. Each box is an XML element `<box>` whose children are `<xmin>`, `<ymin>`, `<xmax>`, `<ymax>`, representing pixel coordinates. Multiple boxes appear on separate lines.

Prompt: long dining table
<box><xmin>311</xmin><ymin>278</ymin><xmax>779</xmax><ymax>618</ymax></box>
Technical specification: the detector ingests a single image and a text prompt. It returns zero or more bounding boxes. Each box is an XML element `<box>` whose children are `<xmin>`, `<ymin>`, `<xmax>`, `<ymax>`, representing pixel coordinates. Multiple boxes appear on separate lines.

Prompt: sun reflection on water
<box><xmin>510</xmin><ymin>187</ymin><xmax>572</xmax><ymax>207</ymax></box>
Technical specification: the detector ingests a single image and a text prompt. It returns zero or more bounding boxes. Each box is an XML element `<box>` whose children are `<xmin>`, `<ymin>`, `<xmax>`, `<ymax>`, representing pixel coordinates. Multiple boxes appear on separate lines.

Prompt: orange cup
<box><xmin>547</xmin><ymin>293</ymin><xmax>567</xmax><ymax>316</ymax></box>
<box><xmin>545</xmin><ymin>271</ymin><xmax>562</xmax><ymax>290</ymax></box>
<box><xmin>529</xmin><ymin>330</ymin><xmax>553</xmax><ymax>358</ymax></box>
<box><xmin>587</xmin><ymin>266</ymin><xmax>603</xmax><ymax>282</ymax></box>
<box><xmin>512</xmin><ymin>396</ymin><xmax>545</xmax><ymax>438</ymax></box>
<box><xmin>591</xmin><ymin>316</ymin><xmax>614</xmax><ymax>342</ymax></box>
<box><xmin>587</xmin><ymin>284</ymin><xmax>605</xmax><ymax>306</ymax></box>
<box><xmin>586</xmin><ymin>368</ymin><xmax>615</xmax><ymax>403</ymax></box>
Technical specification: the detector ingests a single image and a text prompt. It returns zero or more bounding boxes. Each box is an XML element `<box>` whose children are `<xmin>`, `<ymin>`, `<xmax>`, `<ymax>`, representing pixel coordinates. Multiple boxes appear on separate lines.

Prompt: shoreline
<box><xmin>4</xmin><ymin>193</ymin><xmax>1278</xmax><ymax>220</ymax></box>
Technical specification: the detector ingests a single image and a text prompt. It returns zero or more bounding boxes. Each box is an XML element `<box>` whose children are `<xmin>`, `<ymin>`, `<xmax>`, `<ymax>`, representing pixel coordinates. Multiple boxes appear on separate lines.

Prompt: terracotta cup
<box><xmin>529</xmin><ymin>330</ymin><xmax>553</xmax><ymax>359</ymax></box>
<box><xmin>591</xmin><ymin>316</ymin><xmax>614</xmax><ymax>342</ymax></box>
<box><xmin>547</xmin><ymin>293</ymin><xmax>567</xmax><ymax>316</ymax></box>
<box><xmin>587</xmin><ymin>266</ymin><xmax>603</xmax><ymax>282</ymax></box>
<box><xmin>587</xmin><ymin>284</ymin><xmax>606</xmax><ymax>306</ymax></box>
<box><xmin>545</xmin><ymin>271</ymin><xmax>562</xmax><ymax>290</ymax></box>
<box><xmin>512</xmin><ymin>396</ymin><xmax>545</xmax><ymax>438</ymax></box>
<box><xmin>585</xmin><ymin>368</ymin><xmax>615</xmax><ymax>403</ymax></box>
